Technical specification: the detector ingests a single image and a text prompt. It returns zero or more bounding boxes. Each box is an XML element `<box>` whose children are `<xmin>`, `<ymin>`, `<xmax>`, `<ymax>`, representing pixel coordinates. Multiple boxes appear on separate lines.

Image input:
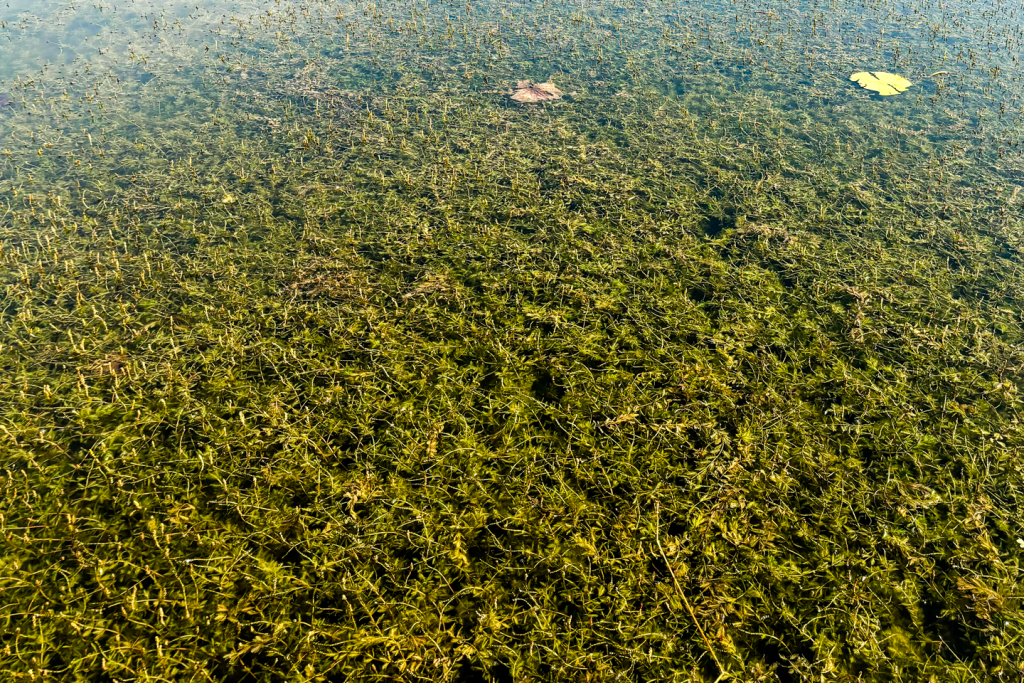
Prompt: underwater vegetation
<box><xmin>1</xmin><ymin>0</ymin><xmax>1024</xmax><ymax>681</ymax></box>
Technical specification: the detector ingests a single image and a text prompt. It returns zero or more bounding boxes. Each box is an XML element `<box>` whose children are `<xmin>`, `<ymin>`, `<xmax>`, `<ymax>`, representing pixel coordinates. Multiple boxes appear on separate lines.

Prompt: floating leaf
<box><xmin>849</xmin><ymin>71</ymin><xmax>913</xmax><ymax>96</ymax></box>
<box><xmin>511</xmin><ymin>81</ymin><xmax>563</xmax><ymax>103</ymax></box>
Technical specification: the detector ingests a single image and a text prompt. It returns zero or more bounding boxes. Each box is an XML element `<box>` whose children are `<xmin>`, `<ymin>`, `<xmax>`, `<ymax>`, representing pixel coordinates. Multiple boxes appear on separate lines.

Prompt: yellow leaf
<box><xmin>849</xmin><ymin>71</ymin><xmax>913</xmax><ymax>96</ymax></box>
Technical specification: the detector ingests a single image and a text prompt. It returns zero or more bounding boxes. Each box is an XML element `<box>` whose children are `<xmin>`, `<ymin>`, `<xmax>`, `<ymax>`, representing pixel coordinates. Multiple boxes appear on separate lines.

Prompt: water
<box><xmin>3</xmin><ymin>0</ymin><xmax>1021</xmax><ymax>169</ymax></box>
<box><xmin>2</xmin><ymin>0</ymin><xmax>1023</xmax><ymax>680</ymax></box>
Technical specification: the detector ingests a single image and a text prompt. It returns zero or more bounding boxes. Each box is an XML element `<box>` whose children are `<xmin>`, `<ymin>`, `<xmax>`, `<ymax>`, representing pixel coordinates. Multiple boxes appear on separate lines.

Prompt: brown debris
<box><xmin>88</xmin><ymin>353</ymin><xmax>130</xmax><ymax>377</ymax></box>
<box><xmin>511</xmin><ymin>81</ymin><xmax>563</xmax><ymax>103</ymax></box>
<box><xmin>734</xmin><ymin>222</ymin><xmax>791</xmax><ymax>243</ymax></box>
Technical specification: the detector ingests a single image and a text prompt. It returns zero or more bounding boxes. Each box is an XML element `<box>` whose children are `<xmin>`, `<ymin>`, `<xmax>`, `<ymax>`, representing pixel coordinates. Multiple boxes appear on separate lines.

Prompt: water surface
<box><xmin>2</xmin><ymin>0</ymin><xmax>1023</xmax><ymax>681</ymax></box>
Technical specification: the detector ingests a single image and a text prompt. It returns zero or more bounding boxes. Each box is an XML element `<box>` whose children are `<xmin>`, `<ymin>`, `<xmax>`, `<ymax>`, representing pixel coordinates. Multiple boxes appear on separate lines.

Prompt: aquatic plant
<box><xmin>0</xmin><ymin>0</ymin><xmax>1023</xmax><ymax>681</ymax></box>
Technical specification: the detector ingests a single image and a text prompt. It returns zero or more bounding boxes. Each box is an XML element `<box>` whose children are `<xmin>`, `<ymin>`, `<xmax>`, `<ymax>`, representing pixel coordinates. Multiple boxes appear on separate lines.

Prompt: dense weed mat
<box><xmin>2</xmin><ymin>0</ymin><xmax>1024</xmax><ymax>680</ymax></box>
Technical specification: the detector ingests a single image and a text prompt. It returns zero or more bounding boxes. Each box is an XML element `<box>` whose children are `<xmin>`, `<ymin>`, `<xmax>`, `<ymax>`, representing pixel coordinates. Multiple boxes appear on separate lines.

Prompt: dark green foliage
<box><xmin>1</xmin><ymin>0</ymin><xmax>1024</xmax><ymax>681</ymax></box>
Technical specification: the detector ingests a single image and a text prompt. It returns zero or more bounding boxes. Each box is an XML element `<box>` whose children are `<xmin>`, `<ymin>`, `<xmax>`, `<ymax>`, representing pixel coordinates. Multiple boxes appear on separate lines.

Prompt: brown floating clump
<box><xmin>511</xmin><ymin>80</ymin><xmax>563</xmax><ymax>103</ymax></box>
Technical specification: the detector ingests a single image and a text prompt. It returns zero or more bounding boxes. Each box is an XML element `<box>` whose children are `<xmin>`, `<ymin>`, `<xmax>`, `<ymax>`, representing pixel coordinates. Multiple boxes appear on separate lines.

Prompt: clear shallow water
<box><xmin>1</xmin><ymin>0</ymin><xmax>1022</xmax><ymax>167</ymax></box>
<box><xmin>2</xmin><ymin>1</ymin><xmax>1024</xmax><ymax>681</ymax></box>
<box><xmin>4</xmin><ymin>0</ymin><xmax>1022</xmax><ymax>302</ymax></box>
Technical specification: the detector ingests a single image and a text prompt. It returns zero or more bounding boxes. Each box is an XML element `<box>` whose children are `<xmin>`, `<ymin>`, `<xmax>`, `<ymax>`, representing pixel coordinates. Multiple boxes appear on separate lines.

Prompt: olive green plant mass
<box><xmin>1</xmin><ymin>0</ymin><xmax>1024</xmax><ymax>681</ymax></box>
